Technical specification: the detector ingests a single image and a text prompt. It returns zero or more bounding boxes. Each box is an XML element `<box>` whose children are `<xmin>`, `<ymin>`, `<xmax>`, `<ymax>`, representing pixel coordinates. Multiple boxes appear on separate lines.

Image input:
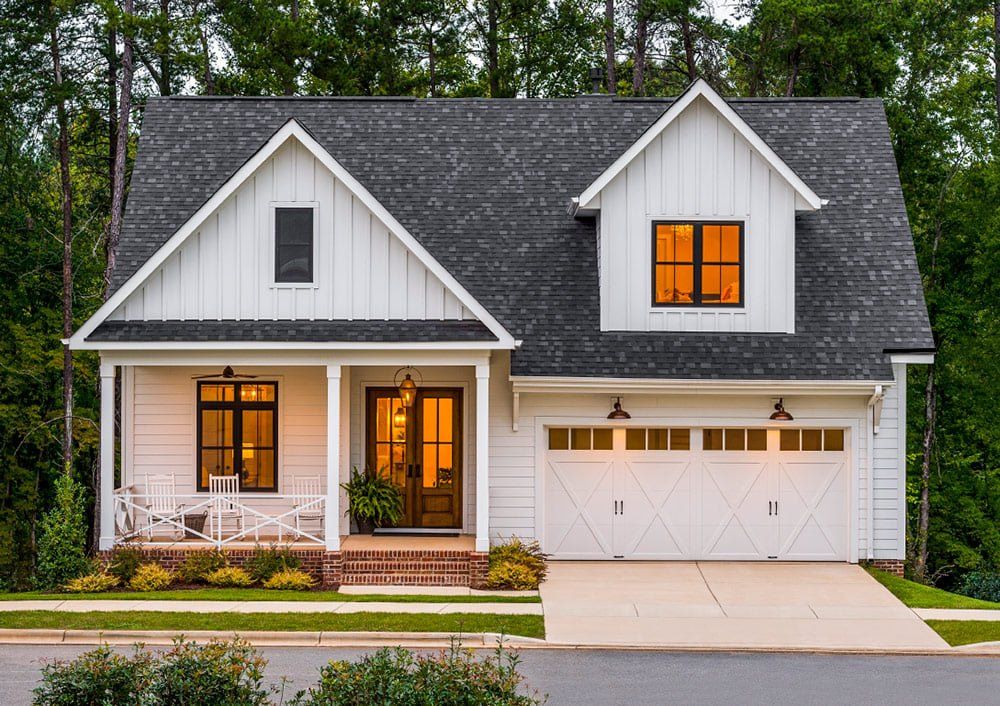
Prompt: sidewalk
<box><xmin>913</xmin><ymin>608</ymin><xmax>1000</xmax><ymax>621</ymax></box>
<box><xmin>0</xmin><ymin>599</ymin><xmax>542</xmax><ymax>616</ymax></box>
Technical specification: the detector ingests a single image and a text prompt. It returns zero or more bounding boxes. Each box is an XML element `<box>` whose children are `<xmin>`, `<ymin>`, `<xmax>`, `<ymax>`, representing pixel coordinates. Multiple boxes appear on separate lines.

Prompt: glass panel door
<box><xmin>368</xmin><ymin>390</ymin><xmax>412</xmax><ymax>527</ymax></box>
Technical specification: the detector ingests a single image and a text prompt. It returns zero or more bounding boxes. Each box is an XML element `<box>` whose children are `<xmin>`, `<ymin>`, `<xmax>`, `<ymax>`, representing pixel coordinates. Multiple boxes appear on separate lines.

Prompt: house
<box><xmin>70</xmin><ymin>80</ymin><xmax>933</xmax><ymax>586</ymax></box>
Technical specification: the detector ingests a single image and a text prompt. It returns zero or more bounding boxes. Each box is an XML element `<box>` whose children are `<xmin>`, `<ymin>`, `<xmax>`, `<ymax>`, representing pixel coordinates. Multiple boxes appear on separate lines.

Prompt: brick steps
<box><xmin>341</xmin><ymin>549</ymin><xmax>473</xmax><ymax>586</ymax></box>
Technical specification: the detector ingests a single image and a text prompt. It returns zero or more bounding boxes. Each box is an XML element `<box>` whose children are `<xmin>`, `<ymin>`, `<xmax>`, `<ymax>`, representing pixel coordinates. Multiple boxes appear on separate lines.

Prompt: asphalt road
<box><xmin>3</xmin><ymin>644</ymin><xmax>998</xmax><ymax>705</ymax></box>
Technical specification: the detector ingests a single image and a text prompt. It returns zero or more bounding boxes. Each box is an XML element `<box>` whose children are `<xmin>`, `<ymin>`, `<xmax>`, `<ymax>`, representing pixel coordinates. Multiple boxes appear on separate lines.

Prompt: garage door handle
<box><xmin>768</xmin><ymin>501</ymin><xmax>772</xmax><ymax>516</ymax></box>
<box><xmin>613</xmin><ymin>500</ymin><xmax>618</xmax><ymax>515</ymax></box>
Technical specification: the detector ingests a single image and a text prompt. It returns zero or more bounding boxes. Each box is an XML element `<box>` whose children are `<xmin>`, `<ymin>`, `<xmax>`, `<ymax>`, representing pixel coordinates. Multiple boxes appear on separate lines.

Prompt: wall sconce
<box><xmin>607</xmin><ymin>397</ymin><xmax>631</xmax><ymax>419</ymax></box>
<box><xmin>769</xmin><ymin>398</ymin><xmax>794</xmax><ymax>421</ymax></box>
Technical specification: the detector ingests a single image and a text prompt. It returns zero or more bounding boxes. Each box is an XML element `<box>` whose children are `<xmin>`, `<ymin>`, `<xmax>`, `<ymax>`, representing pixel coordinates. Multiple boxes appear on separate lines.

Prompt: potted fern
<box><xmin>340</xmin><ymin>467</ymin><xmax>403</xmax><ymax>534</ymax></box>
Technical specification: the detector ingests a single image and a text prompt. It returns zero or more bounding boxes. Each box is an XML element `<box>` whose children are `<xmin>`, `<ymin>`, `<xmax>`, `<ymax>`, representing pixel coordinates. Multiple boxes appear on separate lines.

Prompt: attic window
<box><xmin>274</xmin><ymin>206</ymin><xmax>315</xmax><ymax>284</ymax></box>
<box><xmin>653</xmin><ymin>222</ymin><xmax>743</xmax><ymax>306</ymax></box>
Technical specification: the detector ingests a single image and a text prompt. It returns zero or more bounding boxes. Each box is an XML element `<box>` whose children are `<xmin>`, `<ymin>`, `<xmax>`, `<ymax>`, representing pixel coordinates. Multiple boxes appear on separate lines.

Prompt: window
<box><xmin>704</xmin><ymin>428</ymin><xmax>767</xmax><ymax>451</ymax></box>
<box><xmin>197</xmin><ymin>382</ymin><xmax>278</xmax><ymax>492</ymax></box>
<box><xmin>625</xmin><ymin>428</ymin><xmax>690</xmax><ymax>451</ymax></box>
<box><xmin>274</xmin><ymin>207</ymin><xmax>314</xmax><ymax>283</ymax></box>
<box><xmin>548</xmin><ymin>427</ymin><xmax>612</xmax><ymax>451</ymax></box>
<box><xmin>653</xmin><ymin>222</ymin><xmax>743</xmax><ymax>306</ymax></box>
<box><xmin>780</xmin><ymin>429</ymin><xmax>845</xmax><ymax>452</ymax></box>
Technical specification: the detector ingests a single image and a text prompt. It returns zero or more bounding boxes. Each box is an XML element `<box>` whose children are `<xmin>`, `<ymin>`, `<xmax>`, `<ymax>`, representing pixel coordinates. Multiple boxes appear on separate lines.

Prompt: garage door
<box><xmin>543</xmin><ymin>426</ymin><xmax>849</xmax><ymax>561</ymax></box>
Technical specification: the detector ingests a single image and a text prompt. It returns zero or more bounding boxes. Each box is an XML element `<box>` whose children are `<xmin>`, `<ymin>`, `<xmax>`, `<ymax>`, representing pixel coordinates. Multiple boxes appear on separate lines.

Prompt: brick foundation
<box><xmin>469</xmin><ymin>552</ymin><xmax>489</xmax><ymax>589</ymax></box>
<box><xmin>864</xmin><ymin>559</ymin><xmax>905</xmax><ymax>577</ymax></box>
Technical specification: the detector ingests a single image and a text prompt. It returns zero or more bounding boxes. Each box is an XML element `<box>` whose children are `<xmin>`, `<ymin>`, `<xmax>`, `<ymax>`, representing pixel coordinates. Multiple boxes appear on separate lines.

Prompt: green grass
<box><xmin>0</xmin><ymin>588</ymin><xmax>539</xmax><ymax>604</ymax></box>
<box><xmin>867</xmin><ymin>569</ymin><xmax>1000</xmax><ymax>610</ymax></box>
<box><xmin>926</xmin><ymin>620</ymin><xmax>1000</xmax><ymax>647</ymax></box>
<box><xmin>0</xmin><ymin>610</ymin><xmax>545</xmax><ymax>639</ymax></box>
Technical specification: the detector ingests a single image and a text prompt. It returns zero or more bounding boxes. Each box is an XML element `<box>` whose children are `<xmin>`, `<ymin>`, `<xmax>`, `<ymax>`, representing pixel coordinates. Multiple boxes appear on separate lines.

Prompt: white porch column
<box><xmin>325</xmin><ymin>364</ymin><xmax>342</xmax><ymax>551</ymax></box>
<box><xmin>98</xmin><ymin>362</ymin><xmax>116</xmax><ymax>550</ymax></box>
<box><xmin>475</xmin><ymin>362</ymin><xmax>490</xmax><ymax>552</ymax></box>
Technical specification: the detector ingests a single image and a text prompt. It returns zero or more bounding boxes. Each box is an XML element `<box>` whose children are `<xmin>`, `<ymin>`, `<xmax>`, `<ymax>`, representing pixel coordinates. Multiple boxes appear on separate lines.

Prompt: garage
<box><xmin>543</xmin><ymin>426</ymin><xmax>849</xmax><ymax>561</ymax></box>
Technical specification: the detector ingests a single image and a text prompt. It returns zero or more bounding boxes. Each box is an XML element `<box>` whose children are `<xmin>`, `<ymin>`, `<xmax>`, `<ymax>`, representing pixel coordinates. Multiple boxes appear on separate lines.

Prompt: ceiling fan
<box><xmin>191</xmin><ymin>366</ymin><xmax>258</xmax><ymax>380</ymax></box>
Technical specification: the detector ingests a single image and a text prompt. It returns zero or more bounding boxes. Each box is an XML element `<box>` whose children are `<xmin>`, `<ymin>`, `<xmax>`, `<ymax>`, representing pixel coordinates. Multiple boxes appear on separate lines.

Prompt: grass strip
<box><xmin>0</xmin><ymin>589</ymin><xmax>538</xmax><ymax>604</ymax></box>
<box><xmin>0</xmin><ymin>610</ymin><xmax>545</xmax><ymax>639</ymax></box>
<box><xmin>925</xmin><ymin>620</ymin><xmax>1000</xmax><ymax>647</ymax></box>
<box><xmin>866</xmin><ymin>569</ymin><xmax>1000</xmax><ymax>610</ymax></box>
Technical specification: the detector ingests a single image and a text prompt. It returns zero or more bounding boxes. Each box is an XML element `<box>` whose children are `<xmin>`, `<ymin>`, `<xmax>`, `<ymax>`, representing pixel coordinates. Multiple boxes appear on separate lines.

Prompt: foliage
<box><xmin>867</xmin><ymin>567</ymin><xmax>1000</xmax><ymax>610</ymax></box>
<box><xmin>262</xmin><ymin>569</ymin><xmax>316</xmax><ymax>591</ymax></box>
<box><xmin>289</xmin><ymin>642</ymin><xmax>543</xmax><ymax>705</ymax></box>
<box><xmin>958</xmin><ymin>572</ymin><xmax>1000</xmax><ymax>604</ymax></box>
<box><xmin>245</xmin><ymin>545</ymin><xmax>302</xmax><ymax>582</ymax></box>
<box><xmin>63</xmin><ymin>571</ymin><xmax>119</xmax><ymax>594</ymax></box>
<box><xmin>176</xmin><ymin>550</ymin><xmax>227</xmax><ymax>584</ymax></box>
<box><xmin>205</xmin><ymin>566</ymin><xmax>255</xmax><ymax>588</ymax></box>
<box><xmin>341</xmin><ymin>467</ymin><xmax>404</xmax><ymax>529</ymax></box>
<box><xmin>106</xmin><ymin>545</ymin><xmax>145</xmax><ymax>583</ymax></box>
<box><xmin>129</xmin><ymin>563</ymin><xmax>174</xmax><ymax>592</ymax></box>
<box><xmin>487</xmin><ymin>538</ymin><xmax>547</xmax><ymax>590</ymax></box>
<box><xmin>33</xmin><ymin>645</ymin><xmax>155</xmax><ymax>706</ymax></box>
<box><xmin>33</xmin><ymin>476</ymin><xmax>91</xmax><ymax>590</ymax></box>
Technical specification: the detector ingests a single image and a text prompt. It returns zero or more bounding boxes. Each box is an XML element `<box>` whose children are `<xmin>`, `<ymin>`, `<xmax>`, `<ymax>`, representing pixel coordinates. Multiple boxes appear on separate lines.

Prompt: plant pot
<box><xmin>184</xmin><ymin>512</ymin><xmax>208</xmax><ymax>539</ymax></box>
<box><xmin>354</xmin><ymin>516</ymin><xmax>375</xmax><ymax>535</ymax></box>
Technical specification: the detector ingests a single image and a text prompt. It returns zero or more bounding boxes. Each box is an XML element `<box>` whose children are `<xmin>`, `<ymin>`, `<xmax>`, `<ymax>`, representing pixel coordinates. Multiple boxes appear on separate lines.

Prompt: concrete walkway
<box><xmin>0</xmin><ymin>599</ymin><xmax>541</xmax><ymax>615</ymax></box>
<box><xmin>540</xmin><ymin>562</ymin><xmax>949</xmax><ymax>651</ymax></box>
<box><xmin>914</xmin><ymin>608</ymin><xmax>1000</xmax><ymax>621</ymax></box>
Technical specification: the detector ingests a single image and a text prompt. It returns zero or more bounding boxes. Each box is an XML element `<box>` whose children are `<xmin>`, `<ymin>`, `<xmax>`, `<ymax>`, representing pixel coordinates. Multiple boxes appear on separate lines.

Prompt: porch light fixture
<box><xmin>394</xmin><ymin>366</ymin><xmax>422</xmax><ymax>408</ymax></box>
<box><xmin>607</xmin><ymin>397</ymin><xmax>631</xmax><ymax>420</ymax></box>
<box><xmin>393</xmin><ymin>406</ymin><xmax>407</xmax><ymax>428</ymax></box>
<box><xmin>770</xmin><ymin>398</ymin><xmax>794</xmax><ymax>421</ymax></box>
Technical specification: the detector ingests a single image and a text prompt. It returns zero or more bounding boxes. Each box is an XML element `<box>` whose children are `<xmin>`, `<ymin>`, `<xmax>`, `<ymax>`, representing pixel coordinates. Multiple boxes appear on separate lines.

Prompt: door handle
<box><xmin>620</xmin><ymin>500</ymin><xmax>624</xmax><ymax>514</ymax></box>
<box><xmin>774</xmin><ymin>501</ymin><xmax>778</xmax><ymax>516</ymax></box>
<box><xmin>768</xmin><ymin>501</ymin><xmax>772</xmax><ymax>516</ymax></box>
<box><xmin>613</xmin><ymin>500</ymin><xmax>618</xmax><ymax>515</ymax></box>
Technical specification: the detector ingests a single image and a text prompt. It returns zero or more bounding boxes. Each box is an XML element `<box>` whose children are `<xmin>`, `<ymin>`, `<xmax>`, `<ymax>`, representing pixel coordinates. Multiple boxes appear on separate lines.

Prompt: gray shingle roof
<box><xmin>106</xmin><ymin>95</ymin><xmax>933</xmax><ymax>380</ymax></box>
<box><xmin>90</xmin><ymin>320</ymin><xmax>496</xmax><ymax>343</ymax></box>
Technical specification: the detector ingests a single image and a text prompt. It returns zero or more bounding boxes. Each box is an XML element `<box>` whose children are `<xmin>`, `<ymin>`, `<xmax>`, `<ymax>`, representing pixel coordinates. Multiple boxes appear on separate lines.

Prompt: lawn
<box><xmin>0</xmin><ymin>610</ymin><xmax>545</xmax><ymax>639</ymax></box>
<box><xmin>925</xmin><ymin>620</ymin><xmax>1000</xmax><ymax>647</ymax></box>
<box><xmin>0</xmin><ymin>588</ymin><xmax>539</xmax><ymax>604</ymax></box>
<box><xmin>867</xmin><ymin>569</ymin><xmax>1000</xmax><ymax>610</ymax></box>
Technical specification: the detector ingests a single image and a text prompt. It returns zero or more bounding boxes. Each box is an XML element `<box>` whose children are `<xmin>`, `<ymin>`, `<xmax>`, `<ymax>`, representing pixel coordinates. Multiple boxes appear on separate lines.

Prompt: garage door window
<box><xmin>704</xmin><ymin>428</ymin><xmax>767</xmax><ymax>451</ymax></box>
<box><xmin>779</xmin><ymin>428</ymin><xmax>845</xmax><ymax>451</ymax></box>
<box><xmin>625</xmin><ymin>428</ymin><xmax>690</xmax><ymax>450</ymax></box>
<box><xmin>549</xmin><ymin>427</ymin><xmax>613</xmax><ymax>451</ymax></box>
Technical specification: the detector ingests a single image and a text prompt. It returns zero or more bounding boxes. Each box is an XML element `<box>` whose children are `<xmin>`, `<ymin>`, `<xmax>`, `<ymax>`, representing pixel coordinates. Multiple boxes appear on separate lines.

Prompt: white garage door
<box><xmin>543</xmin><ymin>426</ymin><xmax>849</xmax><ymax>561</ymax></box>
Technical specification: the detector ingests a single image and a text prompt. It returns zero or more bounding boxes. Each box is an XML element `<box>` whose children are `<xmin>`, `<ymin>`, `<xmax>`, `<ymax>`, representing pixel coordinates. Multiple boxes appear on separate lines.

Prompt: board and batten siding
<box><xmin>598</xmin><ymin>95</ymin><xmax>796</xmax><ymax>333</ymax></box>
<box><xmin>111</xmin><ymin>138</ymin><xmax>474</xmax><ymax>323</ymax></box>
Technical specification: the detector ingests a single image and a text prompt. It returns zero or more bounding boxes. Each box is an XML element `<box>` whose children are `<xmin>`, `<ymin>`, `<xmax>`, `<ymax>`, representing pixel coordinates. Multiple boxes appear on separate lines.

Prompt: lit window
<box><xmin>653</xmin><ymin>222</ymin><xmax>743</xmax><ymax>306</ymax></box>
<box><xmin>274</xmin><ymin>207</ymin><xmax>314</xmax><ymax>283</ymax></box>
<box><xmin>198</xmin><ymin>382</ymin><xmax>277</xmax><ymax>492</ymax></box>
<box><xmin>779</xmin><ymin>429</ymin><xmax>846</xmax><ymax>452</ymax></box>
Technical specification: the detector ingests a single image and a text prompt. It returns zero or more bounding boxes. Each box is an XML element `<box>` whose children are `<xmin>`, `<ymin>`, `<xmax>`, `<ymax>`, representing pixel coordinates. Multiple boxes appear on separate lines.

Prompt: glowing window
<box><xmin>653</xmin><ymin>222</ymin><xmax>743</xmax><ymax>306</ymax></box>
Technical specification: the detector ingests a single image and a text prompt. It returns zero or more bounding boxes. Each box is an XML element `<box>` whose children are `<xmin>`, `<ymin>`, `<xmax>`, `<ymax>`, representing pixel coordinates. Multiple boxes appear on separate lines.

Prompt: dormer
<box><xmin>574</xmin><ymin>80</ymin><xmax>822</xmax><ymax>334</ymax></box>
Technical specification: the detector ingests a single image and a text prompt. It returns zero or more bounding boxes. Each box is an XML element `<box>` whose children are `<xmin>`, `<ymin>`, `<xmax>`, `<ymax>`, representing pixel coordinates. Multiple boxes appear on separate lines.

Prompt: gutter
<box><xmin>865</xmin><ymin>385</ymin><xmax>885</xmax><ymax>560</ymax></box>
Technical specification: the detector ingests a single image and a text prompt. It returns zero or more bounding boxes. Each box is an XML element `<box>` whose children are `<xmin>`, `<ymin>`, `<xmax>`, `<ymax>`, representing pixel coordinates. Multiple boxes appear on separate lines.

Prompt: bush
<box><xmin>130</xmin><ymin>563</ymin><xmax>174</xmax><ymax>592</ymax></box>
<box><xmin>176</xmin><ymin>550</ymin><xmax>227</xmax><ymax>584</ymax></box>
<box><xmin>34</xmin><ymin>475</ymin><xmax>91</xmax><ymax>590</ymax></box>
<box><xmin>958</xmin><ymin>571</ymin><xmax>1000</xmax><ymax>603</ymax></box>
<box><xmin>487</xmin><ymin>538</ymin><xmax>547</xmax><ymax>590</ymax></box>
<box><xmin>107</xmin><ymin>545</ymin><xmax>145</xmax><ymax>583</ymax></box>
<box><xmin>245</xmin><ymin>545</ymin><xmax>301</xmax><ymax>582</ymax></box>
<box><xmin>63</xmin><ymin>571</ymin><xmax>119</xmax><ymax>594</ymax></box>
<box><xmin>263</xmin><ymin>569</ymin><xmax>316</xmax><ymax>591</ymax></box>
<box><xmin>341</xmin><ymin>466</ymin><xmax>404</xmax><ymax>530</ymax></box>
<box><xmin>290</xmin><ymin>642</ymin><xmax>543</xmax><ymax>706</ymax></box>
<box><xmin>205</xmin><ymin>566</ymin><xmax>254</xmax><ymax>588</ymax></box>
<box><xmin>34</xmin><ymin>645</ymin><xmax>155</xmax><ymax>705</ymax></box>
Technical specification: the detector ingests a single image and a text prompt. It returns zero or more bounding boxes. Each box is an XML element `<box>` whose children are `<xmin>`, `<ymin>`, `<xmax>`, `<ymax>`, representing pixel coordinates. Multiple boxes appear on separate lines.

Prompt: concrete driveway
<box><xmin>540</xmin><ymin>562</ymin><xmax>949</xmax><ymax>651</ymax></box>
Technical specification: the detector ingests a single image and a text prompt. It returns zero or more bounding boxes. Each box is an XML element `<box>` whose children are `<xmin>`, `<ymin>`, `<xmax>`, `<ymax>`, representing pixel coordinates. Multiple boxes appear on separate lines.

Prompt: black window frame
<box><xmin>651</xmin><ymin>221</ymin><xmax>745</xmax><ymax>308</ymax></box>
<box><xmin>273</xmin><ymin>206</ymin><xmax>315</xmax><ymax>284</ymax></box>
<box><xmin>196</xmin><ymin>381</ymin><xmax>279</xmax><ymax>493</ymax></box>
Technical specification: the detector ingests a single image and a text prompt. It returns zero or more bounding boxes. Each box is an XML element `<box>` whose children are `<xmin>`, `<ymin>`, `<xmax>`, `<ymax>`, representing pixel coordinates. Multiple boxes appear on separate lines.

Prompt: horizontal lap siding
<box><xmin>870</xmin><ymin>364</ymin><xmax>905</xmax><ymax>559</ymax></box>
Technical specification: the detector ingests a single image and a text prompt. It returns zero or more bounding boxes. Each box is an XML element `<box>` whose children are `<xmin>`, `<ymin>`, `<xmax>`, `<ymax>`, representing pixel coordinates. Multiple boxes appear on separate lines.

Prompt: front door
<box><xmin>366</xmin><ymin>388</ymin><xmax>462</xmax><ymax>529</ymax></box>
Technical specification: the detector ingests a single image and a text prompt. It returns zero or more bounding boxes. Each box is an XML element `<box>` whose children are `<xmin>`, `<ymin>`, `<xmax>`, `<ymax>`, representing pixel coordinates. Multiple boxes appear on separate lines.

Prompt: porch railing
<box><xmin>113</xmin><ymin>486</ymin><xmax>326</xmax><ymax>547</ymax></box>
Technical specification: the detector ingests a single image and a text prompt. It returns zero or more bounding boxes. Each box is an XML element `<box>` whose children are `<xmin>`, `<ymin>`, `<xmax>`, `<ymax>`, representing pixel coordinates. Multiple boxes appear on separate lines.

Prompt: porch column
<box><xmin>475</xmin><ymin>362</ymin><xmax>490</xmax><ymax>552</ymax></box>
<box><xmin>325</xmin><ymin>364</ymin><xmax>341</xmax><ymax>551</ymax></box>
<box><xmin>98</xmin><ymin>362</ymin><xmax>115</xmax><ymax>550</ymax></box>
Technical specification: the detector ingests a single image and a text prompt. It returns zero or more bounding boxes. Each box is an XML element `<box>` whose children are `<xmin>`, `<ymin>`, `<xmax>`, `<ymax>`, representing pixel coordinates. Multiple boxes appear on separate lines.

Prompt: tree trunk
<box><xmin>158</xmin><ymin>0</ymin><xmax>171</xmax><ymax>95</ymax></box>
<box><xmin>680</xmin><ymin>14</ymin><xmax>696</xmax><ymax>82</ymax></box>
<box><xmin>994</xmin><ymin>1</ymin><xmax>999</xmax><ymax>123</ymax></box>
<box><xmin>107</xmin><ymin>25</ymin><xmax>117</xmax><ymax>195</ymax></box>
<box><xmin>105</xmin><ymin>0</ymin><xmax>135</xmax><ymax>296</ymax></box>
<box><xmin>487</xmin><ymin>0</ymin><xmax>500</xmax><ymax>97</ymax></box>
<box><xmin>604</xmin><ymin>0</ymin><xmax>616</xmax><ymax>93</ymax></box>
<box><xmin>50</xmin><ymin>15</ymin><xmax>74</xmax><ymax>476</ymax></box>
<box><xmin>428</xmin><ymin>35</ymin><xmax>437</xmax><ymax>97</ymax></box>
<box><xmin>633</xmin><ymin>4</ymin><xmax>647</xmax><ymax>96</ymax></box>
<box><xmin>913</xmin><ymin>364</ymin><xmax>936</xmax><ymax>581</ymax></box>
<box><xmin>195</xmin><ymin>1</ymin><xmax>215</xmax><ymax>95</ymax></box>
<box><xmin>785</xmin><ymin>44</ymin><xmax>802</xmax><ymax>97</ymax></box>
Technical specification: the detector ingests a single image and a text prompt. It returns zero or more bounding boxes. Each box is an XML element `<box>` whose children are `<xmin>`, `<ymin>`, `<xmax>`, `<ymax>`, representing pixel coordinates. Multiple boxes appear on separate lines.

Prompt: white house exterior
<box><xmin>70</xmin><ymin>81</ymin><xmax>933</xmax><ymax>586</ymax></box>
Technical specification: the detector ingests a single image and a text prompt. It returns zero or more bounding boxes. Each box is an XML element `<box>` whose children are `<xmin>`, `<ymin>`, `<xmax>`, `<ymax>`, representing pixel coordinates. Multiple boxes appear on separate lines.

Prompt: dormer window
<box><xmin>653</xmin><ymin>222</ymin><xmax>743</xmax><ymax>306</ymax></box>
<box><xmin>274</xmin><ymin>205</ymin><xmax>315</xmax><ymax>284</ymax></box>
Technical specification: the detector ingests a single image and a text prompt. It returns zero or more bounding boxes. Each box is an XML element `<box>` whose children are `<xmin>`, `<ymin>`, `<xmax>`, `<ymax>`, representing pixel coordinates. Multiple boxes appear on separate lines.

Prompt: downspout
<box><xmin>866</xmin><ymin>385</ymin><xmax>884</xmax><ymax>560</ymax></box>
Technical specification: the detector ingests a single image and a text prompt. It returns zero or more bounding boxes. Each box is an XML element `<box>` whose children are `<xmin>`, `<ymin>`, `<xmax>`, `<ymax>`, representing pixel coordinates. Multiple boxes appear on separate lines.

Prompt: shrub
<box><xmin>290</xmin><ymin>642</ymin><xmax>543</xmax><ymax>705</ymax></box>
<box><xmin>34</xmin><ymin>475</ymin><xmax>91</xmax><ymax>590</ymax></box>
<box><xmin>33</xmin><ymin>645</ymin><xmax>155</xmax><ymax>705</ymax></box>
<box><xmin>487</xmin><ymin>538</ymin><xmax>548</xmax><ymax>590</ymax></box>
<box><xmin>205</xmin><ymin>566</ymin><xmax>254</xmax><ymax>588</ymax></box>
<box><xmin>263</xmin><ymin>568</ymin><xmax>316</xmax><ymax>591</ymax></box>
<box><xmin>341</xmin><ymin>466</ymin><xmax>404</xmax><ymax>531</ymax></box>
<box><xmin>958</xmin><ymin>571</ymin><xmax>1000</xmax><ymax>603</ymax></box>
<box><xmin>107</xmin><ymin>544</ymin><xmax>145</xmax><ymax>583</ymax></box>
<box><xmin>176</xmin><ymin>550</ymin><xmax>227</xmax><ymax>584</ymax></box>
<box><xmin>150</xmin><ymin>639</ymin><xmax>273</xmax><ymax>706</ymax></box>
<box><xmin>130</xmin><ymin>563</ymin><xmax>174</xmax><ymax>592</ymax></box>
<box><xmin>245</xmin><ymin>545</ymin><xmax>301</xmax><ymax>582</ymax></box>
<box><xmin>63</xmin><ymin>571</ymin><xmax>119</xmax><ymax>594</ymax></box>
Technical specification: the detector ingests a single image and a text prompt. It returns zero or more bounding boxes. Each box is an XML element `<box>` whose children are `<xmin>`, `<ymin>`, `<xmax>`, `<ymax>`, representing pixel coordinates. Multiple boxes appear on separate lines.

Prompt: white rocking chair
<box><xmin>285</xmin><ymin>475</ymin><xmax>324</xmax><ymax>541</ymax></box>
<box><xmin>209</xmin><ymin>474</ymin><xmax>256</xmax><ymax>542</ymax></box>
<box><xmin>144</xmin><ymin>474</ymin><xmax>185</xmax><ymax>540</ymax></box>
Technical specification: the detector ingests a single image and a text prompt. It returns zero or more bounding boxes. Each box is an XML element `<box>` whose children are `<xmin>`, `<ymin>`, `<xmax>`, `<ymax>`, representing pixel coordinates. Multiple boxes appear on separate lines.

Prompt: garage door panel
<box><xmin>777</xmin><ymin>457</ymin><xmax>848</xmax><ymax>560</ymax></box>
<box><xmin>544</xmin><ymin>458</ymin><xmax>614</xmax><ymax>558</ymax></box>
<box><xmin>700</xmin><ymin>458</ymin><xmax>775</xmax><ymax>559</ymax></box>
<box><xmin>615</xmin><ymin>458</ymin><xmax>693</xmax><ymax>558</ymax></box>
